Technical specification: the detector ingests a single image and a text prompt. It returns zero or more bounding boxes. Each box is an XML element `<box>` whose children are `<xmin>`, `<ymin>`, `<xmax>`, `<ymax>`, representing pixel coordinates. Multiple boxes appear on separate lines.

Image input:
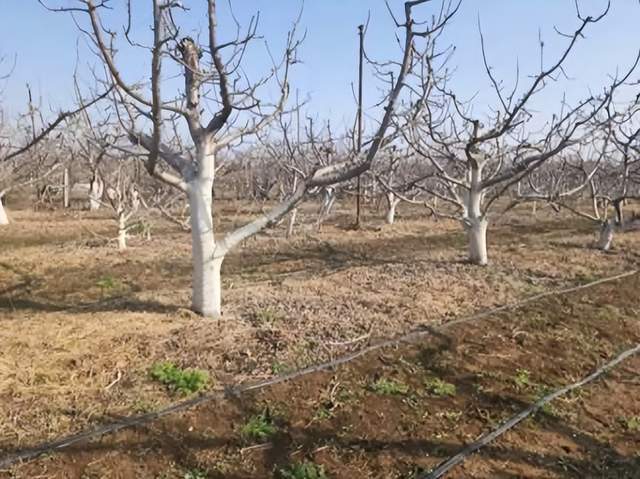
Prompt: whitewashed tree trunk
<box><xmin>89</xmin><ymin>175</ymin><xmax>104</xmax><ymax>211</ymax></box>
<box><xmin>385</xmin><ymin>192</ymin><xmax>400</xmax><ymax>225</ymax></box>
<box><xmin>117</xmin><ymin>214</ymin><xmax>128</xmax><ymax>250</ymax></box>
<box><xmin>63</xmin><ymin>168</ymin><xmax>70</xmax><ymax>208</ymax></box>
<box><xmin>286</xmin><ymin>207</ymin><xmax>298</xmax><ymax>238</ymax></box>
<box><xmin>188</xmin><ymin>143</ymin><xmax>225</xmax><ymax>318</ymax></box>
<box><xmin>466</xmin><ymin>217</ymin><xmax>488</xmax><ymax>265</ymax></box>
<box><xmin>316</xmin><ymin>186</ymin><xmax>336</xmax><ymax>230</ymax></box>
<box><xmin>463</xmin><ymin>166</ymin><xmax>489</xmax><ymax>265</ymax></box>
<box><xmin>596</xmin><ymin>220</ymin><xmax>615</xmax><ymax>251</ymax></box>
<box><xmin>0</xmin><ymin>197</ymin><xmax>9</xmax><ymax>226</ymax></box>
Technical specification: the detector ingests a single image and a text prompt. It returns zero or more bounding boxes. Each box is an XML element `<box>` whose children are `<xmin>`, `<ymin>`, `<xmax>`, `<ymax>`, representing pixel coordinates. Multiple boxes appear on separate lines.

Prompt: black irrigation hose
<box><xmin>421</xmin><ymin>342</ymin><xmax>640</xmax><ymax>479</ymax></box>
<box><xmin>0</xmin><ymin>269</ymin><xmax>637</xmax><ymax>469</ymax></box>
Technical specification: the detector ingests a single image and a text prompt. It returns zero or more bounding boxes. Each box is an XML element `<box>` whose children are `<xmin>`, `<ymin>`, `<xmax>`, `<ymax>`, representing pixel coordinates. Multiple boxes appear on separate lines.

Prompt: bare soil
<box><xmin>1</xmin><ymin>201</ymin><xmax>639</xmax><ymax>478</ymax></box>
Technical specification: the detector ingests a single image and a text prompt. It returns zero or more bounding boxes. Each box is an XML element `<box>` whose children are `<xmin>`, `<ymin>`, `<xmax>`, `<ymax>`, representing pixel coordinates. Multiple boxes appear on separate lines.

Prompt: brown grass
<box><xmin>0</xmin><ymin>201</ymin><xmax>639</xmax><ymax>478</ymax></box>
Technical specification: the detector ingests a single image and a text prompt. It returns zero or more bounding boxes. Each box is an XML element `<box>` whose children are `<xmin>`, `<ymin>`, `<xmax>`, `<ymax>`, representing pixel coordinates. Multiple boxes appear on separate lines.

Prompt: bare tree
<box><xmin>43</xmin><ymin>0</ymin><xmax>458</xmax><ymax>317</ymax></box>
<box><xmin>518</xmin><ymin>101</ymin><xmax>640</xmax><ymax>251</ymax></box>
<box><xmin>0</xmin><ymin>54</ymin><xmax>110</xmax><ymax>224</ymax></box>
<box><xmin>401</xmin><ymin>4</ymin><xmax>639</xmax><ymax>264</ymax></box>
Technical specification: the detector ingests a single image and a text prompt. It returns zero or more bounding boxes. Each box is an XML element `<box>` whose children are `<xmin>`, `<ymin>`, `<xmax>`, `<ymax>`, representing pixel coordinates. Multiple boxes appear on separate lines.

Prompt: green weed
<box><xmin>277</xmin><ymin>461</ymin><xmax>327</xmax><ymax>479</ymax></box>
<box><xmin>370</xmin><ymin>377</ymin><xmax>409</xmax><ymax>396</ymax></box>
<box><xmin>240</xmin><ymin>410</ymin><xmax>278</xmax><ymax>442</ymax></box>
<box><xmin>150</xmin><ymin>361</ymin><xmax>208</xmax><ymax>395</ymax></box>
<box><xmin>424</xmin><ymin>377</ymin><xmax>456</xmax><ymax>397</ymax></box>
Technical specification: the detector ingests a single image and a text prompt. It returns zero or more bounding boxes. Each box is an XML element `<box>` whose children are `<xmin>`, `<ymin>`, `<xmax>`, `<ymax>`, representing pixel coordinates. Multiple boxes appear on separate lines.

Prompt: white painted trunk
<box><xmin>188</xmin><ymin>179</ymin><xmax>223</xmax><ymax>318</ymax></box>
<box><xmin>464</xmin><ymin>170</ymin><xmax>488</xmax><ymax>265</ymax></box>
<box><xmin>286</xmin><ymin>207</ymin><xmax>298</xmax><ymax>238</ymax></box>
<box><xmin>596</xmin><ymin>220</ymin><xmax>615</xmax><ymax>251</ymax></box>
<box><xmin>386</xmin><ymin>193</ymin><xmax>400</xmax><ymax>225</ymax></box>
<box><xmin>467</xmin><ymin>217</ymin><xmax>488</xmax><ymax>265</ymax></box>
<box><xmin>0</xmin><ymin>199</ymin><xmax>8</xmax><ymax>226</ymax></box>
<box><xmin>63</xmin><ymin>168</ymin><xmax>70</xmax><ymax>208</ymax></box>
<box><xmin>89</xmin><ymin>177</ymin><xmax>104</xmax><ymax>211</ymax></box>
<box><xmin>117</xmin><ymin>215</ymin><xmax>127</xmax><ymax>250</ymax></box>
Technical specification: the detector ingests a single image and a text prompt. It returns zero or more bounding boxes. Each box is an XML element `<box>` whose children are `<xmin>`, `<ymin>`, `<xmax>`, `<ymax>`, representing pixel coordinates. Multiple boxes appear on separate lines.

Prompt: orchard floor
<box><xmin>1</xmin><ymin>201</ymin><xmax>639</xmax><ymax>478</ymax></box>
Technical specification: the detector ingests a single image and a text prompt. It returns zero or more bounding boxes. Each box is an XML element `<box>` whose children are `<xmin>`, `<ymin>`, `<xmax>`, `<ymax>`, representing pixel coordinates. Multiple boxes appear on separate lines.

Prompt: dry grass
<box><xmin>0</xmin><ymin>200</ymin><xmax>638</xmax><ymax>452</ymax></box>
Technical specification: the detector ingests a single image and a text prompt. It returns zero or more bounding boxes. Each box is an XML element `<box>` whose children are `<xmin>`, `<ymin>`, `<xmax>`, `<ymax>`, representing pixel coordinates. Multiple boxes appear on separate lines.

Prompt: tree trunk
<box><xmin>614</xmin><ymin>200</ymin><xmax>624</xmax><ymax>227</ymax></box>
<box><xmin>466</xmin><ymin>217</ymin><xmax>488</xmax><ymax>265</ymax></box>
<box><xmin>188</xmin><ymin>176</ymin><xmax>224</xmax><ymax>318</ymax></box>
<box><xmin>63</xmin><ymin>168</ymin><xmax>70</xmax><ymax>208</ymax></box>
<box><xmin>385</xmin><ymin>193</ymin><xmax>400</xmax><ymax>225</ymax></box>
<box><xmin>464</xmin><ymin>167</ymin><xmax>488</xmax><ymax>265</ymax></box>
<box><xmin>286</xmin><ymin>207</ymin><xmax>298</xmax><ymax>238</ymax></box>
<box><xmin>89</xmin><ymin>176</ymin><xmax>104</xmax><ymax>211</ymax></box>
<box><xmin>596</xmin><ymin>220</ymin><xmax>615</xmax><ymax>251</ymax></box>
<box><xmin>0</xmin><ymin>197</ymin><xmax>9</xmax><ymax>226</ymax></box>
<box><xmin>117</xmin><ymin>214</ymin><xmax>127</xmax><ymax>250</ymax></box>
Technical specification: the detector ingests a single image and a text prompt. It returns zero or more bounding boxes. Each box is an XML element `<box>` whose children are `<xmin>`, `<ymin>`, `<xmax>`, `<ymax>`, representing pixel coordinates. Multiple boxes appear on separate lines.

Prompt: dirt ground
<box><xmin>1</xmin><ymin>200</ymin><xmax>639</xmax><ymax>478</ymax></box>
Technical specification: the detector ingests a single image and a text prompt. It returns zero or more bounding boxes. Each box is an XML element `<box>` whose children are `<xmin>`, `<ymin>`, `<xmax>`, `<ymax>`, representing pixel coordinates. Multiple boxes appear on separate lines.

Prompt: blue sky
<box><xmin>1</xmin><ymin>1</ymin><xmax>639</xmax><ymax>132</ymax></box>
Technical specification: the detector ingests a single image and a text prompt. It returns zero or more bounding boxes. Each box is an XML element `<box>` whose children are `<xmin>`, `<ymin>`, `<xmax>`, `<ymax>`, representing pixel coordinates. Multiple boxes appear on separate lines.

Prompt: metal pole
<box><xmin>355</xmin><ymin>24</ymin><xmax>364</xmax><ymax>227</ymax></box>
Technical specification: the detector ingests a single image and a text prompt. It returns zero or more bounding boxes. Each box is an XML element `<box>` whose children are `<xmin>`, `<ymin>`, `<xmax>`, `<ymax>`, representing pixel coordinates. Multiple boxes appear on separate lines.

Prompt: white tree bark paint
<box><xmin>385</xmin><ymin>192</ymin><xmax>401</xmax><ymax>225</ymax></box>
<box><xmin>89</xmin><ymin>175</ymin><xmax>104</xmax><ymax>211</ymax></box>
<box><xmin>286</xmin><ymin>207</ymin><xmax>298</xmax><ymax>238</ymax></box>
<box><xmin>188</xmin><ymin>144</ymin><xmax>225</xmax><ymax>319</ymax></box>
<box><xmin>596</xmin><ymin>220</ymin><xmax>615</xmax><ymax>251</ymax></box>
<box><xmin>463</xmin><ymin>166</ymin><xmax>489</xmax><ymax>265</ymax></box>
<box><xmin>0</xmin><ymin>197</ymin><xmax>9</xmax><ymax>226</ymax></box>
<box><xmin>63</xmin><ymin>168</ymin><xmax>70</xmax><ymax>208</ymax></box>
<box><xmin>466</xmin><ymin>217</ymin><xmax>488</xmax><ymax>265</ymax></box>
<box><xmin>117</xmin><ymin>214</ymin><xmax>128</xmax><ymax>250</ymax></box>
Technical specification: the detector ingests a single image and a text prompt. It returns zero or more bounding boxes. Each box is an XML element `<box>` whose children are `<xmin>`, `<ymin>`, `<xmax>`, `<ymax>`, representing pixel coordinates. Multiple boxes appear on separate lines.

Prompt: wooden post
<box><xmin>63</xmin><ymin>168</ymin><xmax>70</xmax><ymax>208</ymax></box>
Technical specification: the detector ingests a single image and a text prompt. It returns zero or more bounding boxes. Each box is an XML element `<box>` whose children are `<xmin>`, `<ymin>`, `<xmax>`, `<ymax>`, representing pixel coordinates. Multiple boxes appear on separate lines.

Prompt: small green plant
<box><xmin>621</xmin><ymin>416</ymin><xmax>640</xmax><ymax>431</ymax></box>
<box><xmin>132</xmin><ymin>399</ymin><xmax>156</xmax><ymax>414</ymax></box>
<box><xmin>313</xmin><ymin>405</ymin><xmax>333</xmax><ymax>421</ymax></box>
<box><xmin>424</xmin><ymin>377</ymin><xmax>456</xmax><ymax>397</ymax></box>
<box><xmin>533</xmin><ymin>386</ymin><xmax>557</xmax><ymax>416</ymax></box>
<box><xmin>184</xmin><ymin>470</ymin><xmax>207</xmax><ymax>479</ymax></box>
<box><xmin>150</xmin><ymin>361</ymin><xmax>208</xmax><ymax>395</ymax></box>
<box><xmin>271</xmin><ymin>361</ymin><xmax>293</xmax><ymax>375</ymax></box>
<box><xmin>277</xmin><ymin>461</ymin><xmax>328</xmax><ymax>479</ymax></box>
<box><xmin>253</xmin><ymin>307</ymin><xmax>283</xmax><ymax>325</ymax></box>
<box><xmin>437</xmin><ymin>410</ymin><xmax>462</xmax><ymax>423</ymax></box>
<box><xmin>96</xmin><ymin>275</ymin><xmax>120</xmax><ymax>296</ymax></box>
<box><xmin>370</xmin><ymin>377</ymin><xmax>409</xmax><ymax>396</ymax></box>
<box><xmin>240</xmin><ymin>410</ymin><xmax>278</xmax><ymax>442</ymax></box>
<box><xmin>514</xmin><ymin>369</ymin><xmax>532</xmax><ymax>390</ymax></box>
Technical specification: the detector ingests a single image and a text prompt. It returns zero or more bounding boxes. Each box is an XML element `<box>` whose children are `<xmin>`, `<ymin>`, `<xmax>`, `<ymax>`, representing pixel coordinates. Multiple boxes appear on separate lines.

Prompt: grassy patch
<box><xmin>513</xmin><ymin>368</ymin><xmax>532</xmax><ymax>390</ymax></box>
<box><xmin>370</xmin><ymin>377</ymin><xmax>409</xmax><ymax>396</ymax></box>
<box><xmin>277</xmin><ymin>461</ymin><xmax>328</xmax><ymax>479</ymax></box>
<box><xmin>620</xmin><ymin>416</ymin><xmax>640</xmax><ymax>431</ymax></box>
<box><xmin>150</xmin><ymin>361</ymin><xmax>208</xmax><ymax>395</ymax></box>
<box><xmin>437</xmin><ymin>410</ymin><xmax>463</xmax><ymax>423</ymax></box>
<box><xmin>240</xmin><ymin>410</ymin><xmax>278</xmax><ymax>443</ymax></box>
<box><xmin>251</xmin><ymin>307</ymin><xmax>284</xmax><ymax>325</ymax></box>
<box><xmin>533</xmin><ymin>385</ymin><xmax>559</xmax><ymax>416</ymax></box>
<box><xmin>424</xmin><ymin>377</ymin><xmax>456</xmax><ymax>397</ymax></box>
<box><xmin>271</xmin><ymin>360</ymin><xmax>294</xmax><ymax>375</ymax></box>
<box><xmin>184</xmin><ymin>470</ymin><xmax>207</xmax><ymax>479</ymax></box>
<box><xmin>96</xmin><ymin>275</ymin><xmax>122</xmax><ymax>296</ymax></box>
